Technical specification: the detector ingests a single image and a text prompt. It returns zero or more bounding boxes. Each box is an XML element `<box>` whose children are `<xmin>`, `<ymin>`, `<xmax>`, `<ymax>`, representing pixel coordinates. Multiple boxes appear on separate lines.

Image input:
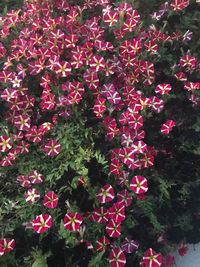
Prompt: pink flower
<box><xmin>142</xmin><ymin>248</ymin><xmax>162</xmax><ymax>267</ymax></box>
<box><xmin>43</xmin><ymin>191</ymin><xmax>58</xmax><ymax>209</ymax></box>
<box><xmin>43</xmin><ymin>139</ymin><xmax>61</xmax><ymax>157</ymax></box>
<box><xmin>17</xmin><ymin>175</ymin><xmax>31</xmax><ymax>188</ymax></box>
<box><xmin>24</xmin><ymin>188</ymin><xmax>40</xmax><ymax>204</ymax></box>
<box><xmin>14</xmin><ymin>115</ymin><xmax>31</xmax><ymax>131</ymax></box>
<box><xmin>89</xmin><ymin>55</ymin><xmax>105</xmax><ymax>72</ymax></box>
<box><xmin>109</xmin><ymin>247</ymin><xmax>126</xmax><ymax>267</ymax></box>
<box><xmin>155</xmin><ymin>84</ymin><xmax>172</xmax><ymax>95</ymax></box>
<box><xmin>0</xmin><ymin>239</ymin><xmax>15</xmax><ymax>256</ymax></box>
<box><xmin>32</xmin><ymin>214</ymin><xmax>53</xmax><ymax>234</ymax></box>
<box><xmin>117</xmin><ymin>189</ymin><xmax>133</xmax><ymax>207</ymax></box>
<box><xmin>63</xmin><ymin>212</ymin><xmax>83</xmax><ymax>232</ymax></box>
<box><xmin>92</xmin><ymin>207</ymin><xmax>109</xmax><ymax>224</ymax></box>
<box><xmin>97</xmin><ymin>184</ymin><xmax>115</xmax><ymax>204</ymax></box>
<box><xmin>106</xmin><ymin>220</ymin><xmax>121</xmax><ymax>238</ymax></box>
<box><xmin>95</xmin><ymin>236</ymin><xmax>110</xmax><ymax>251</ymax></box>
<box><xmin>178</xmin><ymin>243</ymin><xmax>188</xmax><ymax>256</ymax></box>
<box><xmin>0</xmin><ymin>136</ymin><xmax>12</xmax><ymax>152</ymax></box>
<box><xmin>108</xmin><ymin>202</ymin><xmax>126</xmax><ymax>223</ymax></box>
<box><xmin>161</xmin><ymin>120</ymin><xmax>176</xmax><ymax>135</ymax></box>
<box><xmin>170</xmin><ymin>0</ymin><xmax>189</xmax><ymax>11</ymax></box>
<box><xmin>130</xmin><ymin>176</ymin><xmax>148</xmax><ymax>194</ymax></box>
<box><xmin>28</xmin><ymin>170</ymin><xmax>43</xmax><ymax>184</ymax></box>
<box><xmin>103</xmin><ymin>11</ymin><xmax>118</xmax><ymax>27</ymax></box>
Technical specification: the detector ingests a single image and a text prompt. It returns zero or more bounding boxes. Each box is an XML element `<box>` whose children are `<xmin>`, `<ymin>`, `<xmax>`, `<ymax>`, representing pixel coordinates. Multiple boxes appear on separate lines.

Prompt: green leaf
<box><xmin>32</xmin><ymin>257</ymin><xmax>47</xmax><ymax>267</ymax></box>
<box><xmin>88</xmin><ymin>251</ymin><xmax>105</xmax><ymax>267</ymax></box>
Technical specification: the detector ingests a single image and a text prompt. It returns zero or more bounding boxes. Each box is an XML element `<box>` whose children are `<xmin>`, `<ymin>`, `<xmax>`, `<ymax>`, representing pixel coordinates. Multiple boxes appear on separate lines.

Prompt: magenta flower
<box><xmin>43</xmin><ymin>191</ymin><xmax>58</xmax><ymax>209</ymax></box>
<box><xmin>43</xmin><ymin>139</ymin><xmax>61</xmax><ymax>157</ymax></box>
<box><xmin>97</xmin><ymin>184</ymin><xmax>115</xmax><ymax>204</ymax></box>
<box><xmin>130</xmin><ymin>175</ymin><xmax>148</xmax><ymax>194</ymax></box>
<box><xmin>142</xmin><ymin>248</ymin><xmax>162</xmax><ymax>267</ymax></box>
<box><xmin>32</xmin><ymin>214</ymin><xmax>53</xmax><ymax>234</ymax></box>
<box><xmin>108</xmin><ymin>202</ymin><xmax>126</xmax><ymax>224</ymax></box>
<box><xmin>95</xmin><ymin>236</ymin><xmax>110</xmax><ymax>252</ymax></box>
<box><xmin>109</xmin><ymin>247</ymin><xmax>126</xmax><ymax>267</ymax></box>
<box><xmin>161</xmin><ymin>120</ymin><xmax>175</xmax><ymax>135</ymax></box>
<box><xmin>106</xmin><ymin>220</ymin><xmax>121</xmax><ymax>238</ymax></box>
<box><xmin>0</xmin><ymin>239</ymin><xmax>15</xmax><ymax>256</ymax></box>
<box><xmin>63</xmin><ymin>212</ymin><xmax>83</xmax><ymax>232</ymax></box>
<box><xmin>155</xmin><ymin>84</ymin><xmax>172</xmax><ymax>95</ymax></box>
<box><xmin>14</xmin><ymin>115</ymin><xmax>31</xmax><ymax>131</ymax></box>
<box><xmin>28</xmin><ymin>170</ymin><xmax>43</xmax><ymax>184</ymax></box>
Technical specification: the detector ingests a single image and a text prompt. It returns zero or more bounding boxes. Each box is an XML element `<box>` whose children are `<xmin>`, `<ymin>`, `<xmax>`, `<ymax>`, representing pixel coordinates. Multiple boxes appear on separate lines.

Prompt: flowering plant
<box><xmin>0</xmin><ymin>0</ymin><xmax>199</xmax><ymax>266</ymax></box>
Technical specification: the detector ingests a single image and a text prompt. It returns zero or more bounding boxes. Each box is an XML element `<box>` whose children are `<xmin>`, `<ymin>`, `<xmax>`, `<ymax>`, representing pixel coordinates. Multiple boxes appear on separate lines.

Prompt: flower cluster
<box><xmin>0</xmin><ymin>0</ymin><xmax>199</xmax><ymax>265</ymax></box>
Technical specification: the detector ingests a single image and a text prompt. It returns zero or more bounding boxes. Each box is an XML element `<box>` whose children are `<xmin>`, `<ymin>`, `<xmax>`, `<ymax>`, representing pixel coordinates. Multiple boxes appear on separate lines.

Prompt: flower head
<box><xmin>32</xmin><ymin>214</ymin><xmax>53</xmax><ymax>234</ymax></box>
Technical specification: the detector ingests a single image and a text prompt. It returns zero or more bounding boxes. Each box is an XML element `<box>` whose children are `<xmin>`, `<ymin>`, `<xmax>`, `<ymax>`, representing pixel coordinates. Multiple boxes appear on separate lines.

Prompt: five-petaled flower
<box><xmin>142</xmin><ymin>248</ymin><xmax>162</xmax><ymax>267</ymax></box>
<box><xmin>24</xmin><ymin>188</ymin><xmax>40</xmax><ymax>204</ymax></box>
<box><xmin>97</xmin><ymin>184</ymin><xmax>115</xmax><ymax>204</ymax></box>
<box><xmin>109</xmin><ymin>247</ymin><xmax>126</xmax><ymax>267</ymax></box>
<box><xmin>63</xmin><ymin>212</ymin><xmax>83</xmax><ymax>232</ymax></box>
<box><xmin>130</xmin><ymin>175</ymin><xmax>148</xmax><ymax>194</ymax></box>
<box><xmin>43</xmin><ymin>191</ymin><xmax>58</xmax><ymax>209</ymax></box>
<box><xmin>0</xmin><ymin>136</ymin><xmax>12</xmax><ymax>152</ymax></box>
<box><xmin>161</xmin><ymin>120</ymin><xmax>176</xmax><ymax>135</ymax></box>
<box><xmin>0</xmin><ymin>239</ymin><xmax>15</xmax><ymax>256</ymax></box>
<box><xmin>32</xmin><ymin>214</ymin><xmax>53</xmax><ymax>234</ymax></box>
<box><xmin>43</xmin><ymin>139</ymin><xmax>61</xmax><ymax>157</ymax></box>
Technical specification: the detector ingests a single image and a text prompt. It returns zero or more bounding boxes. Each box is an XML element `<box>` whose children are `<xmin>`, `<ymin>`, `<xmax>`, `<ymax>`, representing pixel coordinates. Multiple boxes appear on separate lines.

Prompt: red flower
<box><xmin>132</xmin><ymin>141</ymin><xmax>147</xmax><ymax>154</ymax></box>
<box><xmin>95</xmin><ymin>236</ymin><xmax>110</xmax><ymax>251</ymax></box>
<box><xmin>25</xmin><ymin>126</ymin><xmax>43</xmax><ymax>143</ymax></box>
<box><xmin>130</xmin><ymin>176</ymin><xmax>148</xmax><ymax>194</ymax></box>
<box><xmin>28</xmin><ymin>170</ymin><xmax>43</xmax><ymax>184</ymax></box>
<box><xmin>163</xmin><ymin>254</ymin><xmax>175</xmax><ymax>267</ymax></box>
<box><xmin>14</xmin><ymin>115</ymin><xmax>31</xmax><ymax>131</ymax></box>
<box><xmin>89</xmin><ymin>55</ymin><xmax>105</xmax><ymax>72</ymax></box>
<box><xmin>54</xmin><ymin>61</ymin><xmax>71</xmax><ymax>77</ymax></box>
<box><xmin>119</xmin><ymin>147</ymin><xmax>135</xmax><ymax>166</ymax></box>
<box><xmin>178</xmin><ymin>243</ymin><xmax>188</xmax><ymax>256</ymax></box>
<box><xmin>97</xmin><ymin>184</ymin><xmax>115</xmax><ymax>204</ymax></box>
<box><xmin>94</xmin><ymin>97</ymin><xmax>106</xmax><ymax>118</ymax></box>
<box><xmin>43</xmin><ymin>191</ymin><xmax>58</xmax><ymax>209</ymax></box>
<box><xmin>32</xmin><ymin>214</ymin><xmax>53</xmax><ymax>234</ymax></box>
<box><xmin>109</xmin><ymin>247</ymin><xmax>126</xmax><ymax>267</ymax></box>
<box><xmin>92</xmin><ymin>207</ymin><xmax>109</xmax><ymax>224</ymax></box>
<box><xmin>1</xmin><ymin>88</ymin><xmax>18</xmax><ymax>102</ymax></box>
<box><xmin>0</xmin><ymin>136</ymin><xmax>12</xmax><ymax>152</ymax></box>
<box><xmin>108</xmin><ymin>202</ymin><xmax>126</xmax><ymax>223</ymax></box>
<box><xmin>117</xmin><ymin>189</ymin><xmax>133</xmax><ymax>207</ymax></box>
<box><xmin>17</xmin><ymin>175</ymin><xmax>31</xmax><ymax>188</ymax></box>
<box><xmin>170</xmin><ymin>0</ymin><xmax>189</xmax><ymax>11</ymax></box>
<box><xmin>179</xmin><ymin>54</ymin><xmax>197</xmax><ymax>71</ymax></box>
<box><xmin>142</xmin><ymin>248</ymin><xmax>162</xmax><ymax>267</ymax></box>
<box><xmin>161</xmin><ymin>120</ymin><xmax>175</xmax><ymax>135</ymax></box>
<box><xmin>43</xmin><ymin>139</ymin><xmax>61</xmax><ymax>157</ymax></box>
<box><xmin>24</xmin><ymin>188</ymin><xmax>40</xmax><ymax>204</ymax></box>
<box><xmin>63</xmin><ymin>212</ymin><xmax>83</xmax><ymax>232</ymax></box>
<box><xmin>128</xmin><ymin>114</ymin><xmax>143</xmax><ymax>130</ymax></box>
<box><xmin>0</xmin><ymin>239</ymin><xmax>15</xmax><ymax>256</ymax></box>
<box><xmin>106</xmin><ymin>220</ymin><xmax>121</xmax><ymax>238</ymax></box>
<box><xmin>155</xmin><ymin>84</ymin><xmax>172</xmax><ymax>95</ymax></box>
<box><xmin>103</xmin><ymin>11</ymin><xmax>118</xmax><ymax>27</ymax></box>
